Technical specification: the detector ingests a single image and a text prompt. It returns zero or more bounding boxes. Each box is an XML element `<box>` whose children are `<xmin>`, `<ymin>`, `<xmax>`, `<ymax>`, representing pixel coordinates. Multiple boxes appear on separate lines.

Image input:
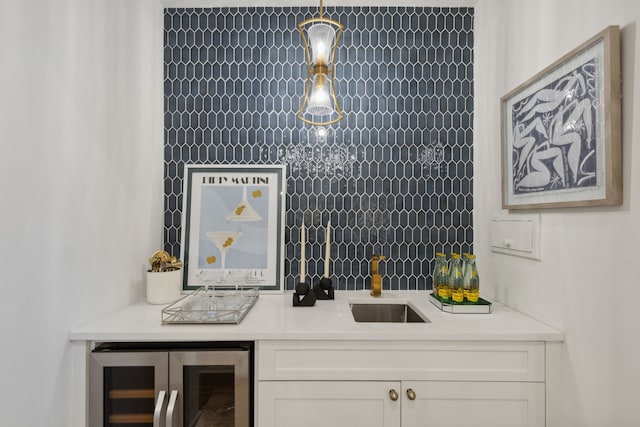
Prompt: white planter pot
<box><xmin>146</xmin><ymin>269</ymin><xmax>182</xmax><ymax>304</ymax></box>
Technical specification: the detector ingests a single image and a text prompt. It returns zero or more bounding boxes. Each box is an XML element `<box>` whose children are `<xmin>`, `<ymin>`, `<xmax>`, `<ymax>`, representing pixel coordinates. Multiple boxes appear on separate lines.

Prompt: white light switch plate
<box><xmin>489</xmin><ymin>215</ymin><xmax>541</xmax><ymax>260</ymax></box>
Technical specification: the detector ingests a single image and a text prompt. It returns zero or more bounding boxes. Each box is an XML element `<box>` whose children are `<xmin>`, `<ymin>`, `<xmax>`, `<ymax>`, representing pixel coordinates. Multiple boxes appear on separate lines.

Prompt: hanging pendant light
<box><xmin>297</xmin><ymin>0</ymin><xmax>344</xmax><ymax>126</ymax></box>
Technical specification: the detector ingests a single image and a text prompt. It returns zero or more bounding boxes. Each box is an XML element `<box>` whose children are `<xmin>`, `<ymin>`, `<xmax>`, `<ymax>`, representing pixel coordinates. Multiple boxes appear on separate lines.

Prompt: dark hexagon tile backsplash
<box><xmin>164</xmin><ymin>6</ymin><xmax>474</xmax><ymax>291</ymax></box>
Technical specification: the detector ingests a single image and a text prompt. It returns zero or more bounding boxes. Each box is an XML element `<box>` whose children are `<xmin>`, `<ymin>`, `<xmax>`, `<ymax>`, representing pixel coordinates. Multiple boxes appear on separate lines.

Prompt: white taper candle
<box><xmin>300</xmin><ymin>223</ymin><xmax>306</xmax><ymax>282</ymax></box>
<box><xmin>324</xmin><ymin>222</ymin><xmax>331</xmax><ymax>278</ymax></box>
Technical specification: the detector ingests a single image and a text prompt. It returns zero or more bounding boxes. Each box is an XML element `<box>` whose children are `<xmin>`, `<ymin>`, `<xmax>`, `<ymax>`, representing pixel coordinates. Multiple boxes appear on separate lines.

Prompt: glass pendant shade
<box><xmin>307</xmin><ymin>74</ymin><xmax>334</xmax><ymax>116</ymax></box>
<box><xmin>297</xmin><ymin>2</ymin><xmax>344</xmax><ymax>126</ymax></box>
<box><xmin>307</xmin><ymin>23</ymin><xmax>336</xmax><ymax>66</ymax></box>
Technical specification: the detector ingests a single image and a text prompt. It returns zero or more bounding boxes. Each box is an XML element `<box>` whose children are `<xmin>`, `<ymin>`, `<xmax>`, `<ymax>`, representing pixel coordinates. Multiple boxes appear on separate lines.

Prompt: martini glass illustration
<box><xmin>206</xmin><ymin>230</ymin><xmax>243</xmax><ymax>277</ymax></box>
<box><xmin>226</xmin><ymin>186</ymin><xmax>262</xmax><ymax>222</ymax></box>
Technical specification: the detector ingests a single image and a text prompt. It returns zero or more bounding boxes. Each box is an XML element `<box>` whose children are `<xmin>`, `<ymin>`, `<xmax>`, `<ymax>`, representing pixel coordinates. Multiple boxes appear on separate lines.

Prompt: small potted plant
<box><xmin>146</xmin><ymin>250</ymin><xmax>182</xmax><ymax>304</ymax></box>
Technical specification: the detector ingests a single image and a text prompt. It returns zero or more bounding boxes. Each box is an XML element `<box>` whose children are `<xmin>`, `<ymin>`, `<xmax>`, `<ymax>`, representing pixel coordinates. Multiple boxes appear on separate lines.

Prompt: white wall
<box><xmin>475</xmin><ymin>1</ymin><xmax>640</xmax><ymax>425</ymax></box>
<box><xmin>0</xmin><ymin>0</ymin><xmax>163</xmax><ymax>425</ymax></box>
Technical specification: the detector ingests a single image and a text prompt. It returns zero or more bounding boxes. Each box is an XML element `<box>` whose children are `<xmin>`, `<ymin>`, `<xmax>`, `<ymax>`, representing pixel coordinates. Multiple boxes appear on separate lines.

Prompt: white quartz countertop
<box><xmin>69</xmin><ymin>291</ymin><xmax>563</xmax><ymax>342</ymax></box>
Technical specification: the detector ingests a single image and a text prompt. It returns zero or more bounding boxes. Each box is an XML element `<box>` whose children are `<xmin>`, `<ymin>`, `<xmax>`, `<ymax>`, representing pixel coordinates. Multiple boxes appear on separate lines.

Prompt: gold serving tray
<box><xmin>162</xmin><ymin>287</ymin><xmax>259</xmax><ymax>324</ymax></box>
<box><xmin>428</xmin><ymin>292</ymin><xmax>492</xmax><ymax>314</ymax></box>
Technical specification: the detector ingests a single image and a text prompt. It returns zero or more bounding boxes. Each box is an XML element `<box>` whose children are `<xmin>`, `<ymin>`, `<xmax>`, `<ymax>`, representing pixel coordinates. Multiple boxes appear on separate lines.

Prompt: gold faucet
<box><xmin>370</xmin><ymin>255</ymin><xmax>386</xmax><ymax>297</ymax></box>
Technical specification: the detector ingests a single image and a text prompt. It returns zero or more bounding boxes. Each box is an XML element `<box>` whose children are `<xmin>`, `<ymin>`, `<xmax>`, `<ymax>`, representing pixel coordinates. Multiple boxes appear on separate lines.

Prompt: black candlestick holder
<box><xmin>313</xmin><ymin>277</ymin><xmax>334</xmax><ymax>300</ymax></box>
<box><xmin>293</xmin><ymin>282</ymin><xmax>316</xmax><ymax>306</ymax></box>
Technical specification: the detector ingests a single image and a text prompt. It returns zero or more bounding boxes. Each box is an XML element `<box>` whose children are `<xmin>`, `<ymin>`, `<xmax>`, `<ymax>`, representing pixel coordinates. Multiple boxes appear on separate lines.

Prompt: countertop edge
<box><xmin>69</xmin><ymin>291</ymin><xmax>565</xmax><ymax>343</ymax></box>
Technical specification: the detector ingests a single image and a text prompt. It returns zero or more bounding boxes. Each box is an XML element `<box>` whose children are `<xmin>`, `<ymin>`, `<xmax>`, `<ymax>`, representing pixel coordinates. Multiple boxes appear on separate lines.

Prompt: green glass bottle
<box><xmin>433</xmin><ymin>252</ymin><xmax>449</xmax><ymax>301</ymax></box>
<box><xmin>461</xmin><ymin>253</ymin><xmax>470</xmax><ymax>299</ymax></box>
<box><xmin>448</xmin><ymin>253</ymin><xmax>464</xmax><ymax>303</ymax></box>
<box><xmin>463</xmin><ymin>254</ymin><xmax>480</xmax><ymax>303</ymax></box>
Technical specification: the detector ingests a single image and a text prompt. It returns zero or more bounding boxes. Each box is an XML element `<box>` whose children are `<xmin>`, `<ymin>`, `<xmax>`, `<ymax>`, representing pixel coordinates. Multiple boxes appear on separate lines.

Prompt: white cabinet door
<box><xmin>401</xmin><ymin>381</ymin><xmax>545</xmax><ymax>427</ymax></box>
<box><xmin>258</xmin><ymin>381</ymin><xmax>401</xmax><ymax>427</ymax></box>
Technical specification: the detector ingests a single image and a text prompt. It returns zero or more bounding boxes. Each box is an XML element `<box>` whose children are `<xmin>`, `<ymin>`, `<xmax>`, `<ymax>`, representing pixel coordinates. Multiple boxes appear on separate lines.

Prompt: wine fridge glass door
<box><xmin>90</xmin><ymin>351</ymin><xmax>169</xmax><ymax>427</ymax></box>
<box><xmin>169</xmin><ymin>350</ymin><xmax>250</xmax><ymax>427</ymax></box>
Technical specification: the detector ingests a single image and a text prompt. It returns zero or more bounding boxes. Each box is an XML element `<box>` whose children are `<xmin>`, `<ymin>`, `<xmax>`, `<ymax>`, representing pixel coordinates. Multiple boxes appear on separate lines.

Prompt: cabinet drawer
<box><xmin>257</xmin><ymin>340</ymin><xmax>545</xmax><ymax>382</ymax></box>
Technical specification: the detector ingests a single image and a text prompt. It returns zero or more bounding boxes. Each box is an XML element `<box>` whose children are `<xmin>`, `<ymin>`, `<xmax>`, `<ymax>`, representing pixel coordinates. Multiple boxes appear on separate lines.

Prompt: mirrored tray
<box><xmin>162</xmin><ymin>287</ymin><xmax>259</xmax><ymax>324</ymax></box>
<box><xmin>428</xmin><ymin>292</ymin><xmax>492</xmax><ymax>314</ymax></box>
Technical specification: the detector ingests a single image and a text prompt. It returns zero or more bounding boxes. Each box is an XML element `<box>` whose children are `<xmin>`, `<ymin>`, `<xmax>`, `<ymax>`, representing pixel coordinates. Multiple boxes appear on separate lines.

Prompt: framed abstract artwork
<box><xmin>180</xmin><ymin>164</ymin><xmax>286</xmax><ymax>292</ymax></box>
<box><xmin>501</xmin><ymin>26</ymin><xmax>621</xmax><ymax>209</ymax></box>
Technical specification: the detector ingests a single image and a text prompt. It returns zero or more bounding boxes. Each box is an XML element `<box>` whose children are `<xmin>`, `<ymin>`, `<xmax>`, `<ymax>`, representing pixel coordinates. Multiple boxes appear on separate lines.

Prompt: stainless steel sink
<box><xmin>350</xmin><ymin>301</ymin><xmax>430</xmax><ymax>323</ymax></box>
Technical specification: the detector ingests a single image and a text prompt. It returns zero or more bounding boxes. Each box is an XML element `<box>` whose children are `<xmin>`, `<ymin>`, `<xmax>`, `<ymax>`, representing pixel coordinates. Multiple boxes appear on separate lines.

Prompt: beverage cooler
<box><xmin>89</xmin><ymin>342</ymin><xmax>253</xmax><ymax>427</ymax></box>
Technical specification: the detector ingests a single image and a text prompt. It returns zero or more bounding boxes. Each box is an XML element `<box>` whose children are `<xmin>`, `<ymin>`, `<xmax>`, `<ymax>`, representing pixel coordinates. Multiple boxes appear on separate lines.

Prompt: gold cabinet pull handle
<box><xmin>406</xmin><ymin>388</ymin><xmax>416</xmax><ymax>400</ymax></box>
<box><xmin>389</xmin><ymin>389</ymin><xmax>399</xmax><ymax>401</ymax></box>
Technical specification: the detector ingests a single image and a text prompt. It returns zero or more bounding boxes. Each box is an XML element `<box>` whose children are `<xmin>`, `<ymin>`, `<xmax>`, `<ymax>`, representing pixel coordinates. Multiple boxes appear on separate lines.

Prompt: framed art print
<box><xmin>501</xmin><ymin>26</ymin><xmax>622</xmax><ymax>209</ymax></box>
<box><xmin>180</xmin><ymin>164</ymin><xmax>286</xmax><ymax>292</ymax></box>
